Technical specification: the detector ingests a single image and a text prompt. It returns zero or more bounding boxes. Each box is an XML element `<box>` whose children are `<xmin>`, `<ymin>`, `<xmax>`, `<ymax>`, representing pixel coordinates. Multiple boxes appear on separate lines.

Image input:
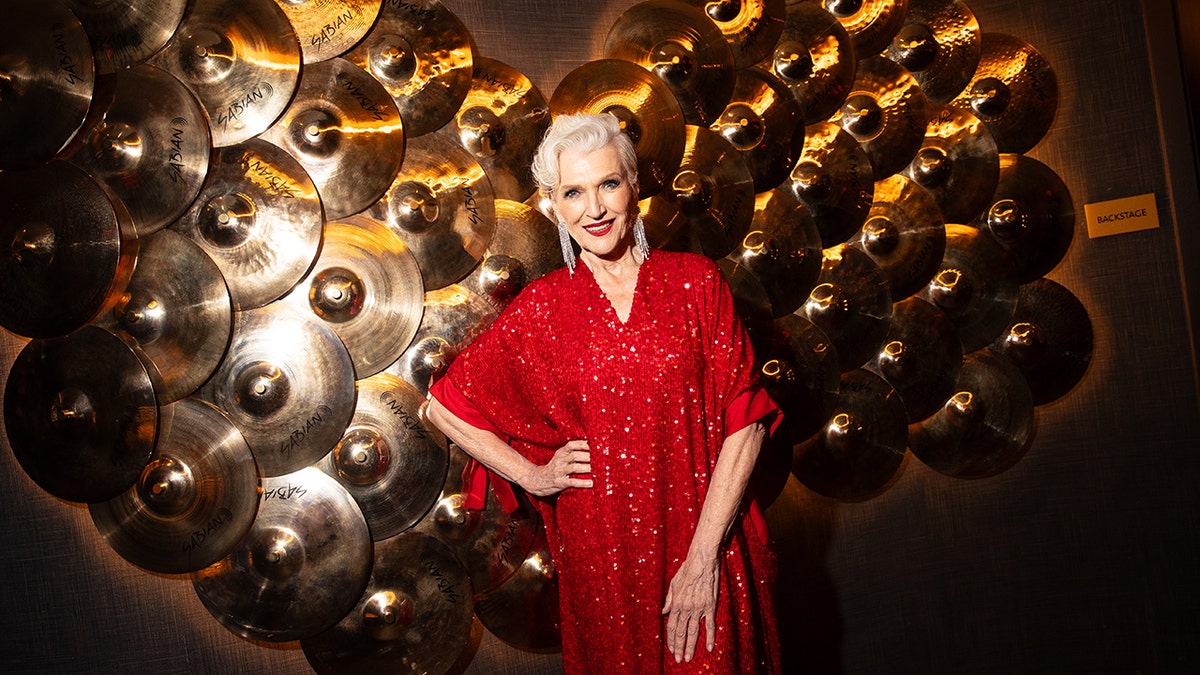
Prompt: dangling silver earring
<box><xmin>558</xmin><ymin>222</ymin><xmax>577</xmax><ymax>275</ymax></box>
<box><xmin>634</xmin><ymin>214</ymin><xmax>651</xmax><ymax>263</ymax></box>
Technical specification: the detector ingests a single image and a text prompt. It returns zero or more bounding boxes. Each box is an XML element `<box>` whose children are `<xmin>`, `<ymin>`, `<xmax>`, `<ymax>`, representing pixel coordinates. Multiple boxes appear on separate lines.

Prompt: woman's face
<box><xmin>551</xmin><ymin>143</ymin><xmax>638</xmax><ymax>262</ymax></box>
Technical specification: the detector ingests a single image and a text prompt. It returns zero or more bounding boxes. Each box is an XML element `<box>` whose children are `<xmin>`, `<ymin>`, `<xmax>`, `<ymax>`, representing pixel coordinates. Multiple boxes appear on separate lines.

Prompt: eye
<box><xmin>602</xmin><ymin>179</ymin><xmax>621</xmax><ymax>190</ymax></box>
<box><xmin>562</xmin><ymin>188</ymin><xmax>579</xmax><ymax>199</ymax></box>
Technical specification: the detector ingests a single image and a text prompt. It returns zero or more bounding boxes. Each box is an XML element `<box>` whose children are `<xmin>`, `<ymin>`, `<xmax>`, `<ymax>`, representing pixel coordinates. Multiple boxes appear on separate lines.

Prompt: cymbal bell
<box><xmin>274</xmin><ymin>0</ymin><xmax>382</xmax><ymax>64</ymax></box>
<box><xmin>386</xmin><ymin>284</ymin><xmax>499</xmax><ymax>395</ymax></box>
<box><xmin>170</xmin><ymin>138</ymin><xmax>324</xmax><ymax>310</ymax></box>
<box><xmin>884</xmin><ymin>0</ymin><xmax>980</xmax><ymax>104</ymax></box>
<box><xmin>801</xmin><ymin>245</ymin><xmax>893</xmax><ymax>373</ymax></box>
<box><xmin>316</xmin><ymin>372</ymin><xmax>448</xmax><ymax>541</ymax></box>
<box><xmin>972</xmin><ymin>154</ymin><xmax>1074</xmax><ymax>283</ymax></box>
<box><xmin>463</xmin><ymin>199</ymin><xmax>564</xmax><ymax>310</ymax></box>
<box><xmin>64</xmin><ymin>0</ymin><xmax>188</xmax><ymax>74</ymax></box>
<box><xmin>831</xmin><ymin>55</ymin><xmax>929</xmax><ymax>181</ymax></box>
<box><xmin>866</xmin><ymin>296</ymin><xmax>961</xmax><ymax>423</ymax></box>
<box><xmin>767</xmin><ymin>1</ymin><xmax>857</xmax><ymax>125</ymax></box>
<box><xmin>282</xmin><ymin>214</ymin><xmax>425</xmax><ymax>379</ymax></box>
<box><xmin>88</xmin><ymin>398</ymin><xmax>260</xmax><ymax>574</ymax></box>
<box><xmin>918</xmin><ymin>223</ymin><xmax>1018</xmax><ymax>352</ymax></box>
<box><xmin>711</xmin><ymin>68</ymin><xmax>805</xmax><ymax>193</ymax></box>
<box><xmin>821</xmin><ymin>0</ymin><xmax>910</xmax><ymax>57</ymax></box>
<box><xmin>901</xmin><ymin>103</ymin><xmax>999</xmax><ymax>224</ymax></box>
<box><xmin>760</xmin><ymin>313</ymin><xmax>841</xmax><ymax>444</ymax></box>
<box><xmin>149</xmin><ymin>0</ymin><xmax>302</xmax><ymax>147</ymax></box>
<box><xmin>198</xmin><ymin>302</ymin><xmax>358</xmax><ymax>477</ymax></box>
<box><xmin>550</xmin><ymin>58</ymin><xmax>686</xmax><ymax>199</ymax></box>
<box><xmin>726</xmin><ymin>189</ymin><xmax>823</xmax><ymax>318</ymax></box>
<box><xmin>4</xmin><ymin>326</ymin><xmax>157</xmax><ymax>503</ymax></box>
<box><xmin>785</xmin><ymin>121</ymin><xmax>875</xmax><ymax>247</ymax></box>
<box><xmin>0</xmin><ymin>0</ymin><xmax>95</xmax><ymax>169</ymax></box>
<box><xmin>849</xmin><ymin>174</ymin><xmax>946</xmax><ymax>300</ymax></box>
<box><xmin>604</xmin><ymin>0</ymin><xmax>737</xmax><ymax>126</ymax></box>
<box><xmin>682</xmin><ymin>0</ymin><xmax>786</xmax><ymax>68</ymax></box>
<box><xmin>192</xmin><ymin>467</ymin><xmax>373</xmax><ymax>642</ymax></box>
<box><xmin>474</xmin><ymin>525</ymin><xmax>562</xmax><ymax>651</ymax></box>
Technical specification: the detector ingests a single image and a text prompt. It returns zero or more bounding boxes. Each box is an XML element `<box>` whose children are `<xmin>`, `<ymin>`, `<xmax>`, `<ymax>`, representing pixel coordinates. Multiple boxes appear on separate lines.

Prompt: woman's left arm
<box><xmin>662</xmin><ymin>419</ymin><xmax>767</xmax><ymax>663</ymax></box>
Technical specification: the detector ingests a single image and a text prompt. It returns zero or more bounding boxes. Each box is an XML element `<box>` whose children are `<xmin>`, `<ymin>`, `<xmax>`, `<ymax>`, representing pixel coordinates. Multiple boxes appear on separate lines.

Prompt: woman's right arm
<box><xmin>425</xmin><ymin>395</ymin><xmax>592</xmax><ymax>498</ymax></box>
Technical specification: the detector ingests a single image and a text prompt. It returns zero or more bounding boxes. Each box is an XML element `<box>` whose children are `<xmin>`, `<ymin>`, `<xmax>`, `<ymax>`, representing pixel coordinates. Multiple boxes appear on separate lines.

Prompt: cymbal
<box><xmin>170</xmin><ymin>138</ymin><xmax>323</xmax><ymax>310</ymax></box>
<box><xmin>96</xmin><ymin>229</ymin><xmax>232</xmax><ymax>405</ymax></box>
<box><xmin>726</xmin><ymin>189</ymin><xmax>823</xmax><ymax>318</ymax></box>
<box><xmin>260</xmin><ymin>56</ymin><xmax>405</xmax><ymax>220</ymax></box>
<box><xmin>949</xmin><ymin>32</ymin><xmax>1058</xmax><ymax>154</ymax></box>
<box><xmin>908</xmin><ymin>349</ymin><xmax>1033</xmax><ymax>478</ymax></box>
<box><xmin>989</xmin><ymin>278</ymin><xmax>1093</xmax><ymax>406</ymax></box>
<box><xmin>604</xmin><ymin>0</ymin><xmax>736</xmax><ymax>126</ymax></box>
<box><xmin>550</xmin><ymin>58</ymin><xmax>686</xmax><ymax>199</ymax></box>
<box><xmin>88</xmin><ymin>398</ymin><xmax>259</xmax><ymax>574</ymax></box>
<box><xmin>316</xmin><ymin>372</ymin><xmax>448</xmax><ymax>541</ymax></box>
<box><xmin>369</xmin><ymin>131</ymin><xmax>496</xmax><ymax>291</ymax></box>
<box><xmin>784</xmin><ymin>121</ymin><xmax>874</xmax><ymax>247</ymax></box>
<box><xmin>884</xmin><ymin>0</ymin><xmax>980</xmax><ymax>104</ymax></box>
<box><xmin>0</xmin><ymin>0</ymin><xmax>95</xmax><ymax>170</ymax></box>
<box><xmin>793</xmin><ymin>368</ymin><xmax>908</xmax><ymax>500</ymax></box>
<box><xmin>282</xmin><ymin>214</ymin><xmax>425</xmax><ymax>379</ymax></box>
<box><xmin>302</xmin><ymin>530</ymin><xmax>475</xmax><ymax>674</ymax></box>
<box><xmin>849</xmin><ymin>174</ymin><xmax>946</xmax><ymax>300</ymax></box>
<box><xmin>346</xmin><ymin>0</ymin><xmax>474</xmax><ymax>138</ymax></box>
<box><xmin>63</xmin><ymin>63</ymin><xmax>211</xmax><ymax>236</ymax></box>
<box><xmin>918</xmin><ymin>223</ymin><xmax>1018</xmax><ymax>352</ymax></box>
<box><xmin>865</xmin><ymin>296</ymin><xmax>961</xmax><ymax>423</ymax></box>
<box><xmin>767</xmin><ymin>1</ymin><xmax>856</xmax><ymax>125</ymax></box>
<box><xmin>801</xmin><ymin>245</ymin><xmax>893</xmax><ymax>373</ymax></box>
<box><xmin>901</xmin><ymin>103</ymin><xmax>999</xmax><ymax>224</ymax></box>
<box><xmin>474</xmin><ymin>525</ymin><xmax>562</xmax><ymax>651</ymax></box>
<box><xmin>4</xmin><ymin>326</ymin><xmax>157</xmax><ymax>503</ymax></box>
<box><xmin>717</xmin><ymin>257</ymin><xmax>775</xmax><ymax>359</ymax></box>
<box><xmin>972</xmin><ymin>154</ymin><xmax>1074</xmax><ymax>283</ymax></box>
<box><xmin>64</xmin><ymin>0</ymin><xmax>188</xmax><ymax>73</ymax></box>
<box><xmin>192</xmin><ymin>466</ymin><xmax>372</xmax><ymax>642</ymax></box>
<box><xmin>831</xmin><ymin>55</ymin><xmax>929</xmax><ymax>181</ymax></box>
<box><xmin>760</xmin><ymin>313</ymin><xmax>841</xmax><ymax>443</ymax></box>
<box><xmin>386</xmin><ymin>284</ymin><xmax>498</xmax><ymax>395</ymax></box>
<box><xmin>198</xmin><ymin>302</ymin><xmax>357</xmax><ymax>477</ymax></box>
<box><xmin>149</xmin><ymin>0</ymin><xmax>302</xmax><ymax>147</ymax></box>
<box><xmin>710</xmin><ymin>67</ymin><xmax>804</xmax><ymax>193</ymax></box>
<box><xmin>641</xmin><ymin>125</ymin><xmax>756</xmax><ymax>258</ymax></box>
<box><xmin>440</xmin><ymin>57</ymin><xmax>552</xmax><ymax>202</ymax></box>
<box><xmin>682</xmin><ymin>0</ymin><xmax>786</xmax><ymax>68</ymax></box>
<box><xmin>274</xmin><ymin>0</ymin><xmax>382</xmax><ymax>64</ymax></box>
<box><xmin>821</xmin><ymin>0</ymin><xmax>909</xmax><ymax>57</ymax></box>
<box><xmin>463</xmin><ymin>199</ymin><xmax>564</xmax><ymax>310</ymax></box>
<box><xmin>0</xmin><ymin>160</ymin><xmax>137</xmax><ymax>339</ymax></box>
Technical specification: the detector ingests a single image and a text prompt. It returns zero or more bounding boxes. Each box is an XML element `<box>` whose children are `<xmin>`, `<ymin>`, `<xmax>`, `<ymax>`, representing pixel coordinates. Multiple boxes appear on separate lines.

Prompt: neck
<box><xmin>580</xmin><ymin>239</ymin><xmax>641</xmax><ymax>278</ymax></box>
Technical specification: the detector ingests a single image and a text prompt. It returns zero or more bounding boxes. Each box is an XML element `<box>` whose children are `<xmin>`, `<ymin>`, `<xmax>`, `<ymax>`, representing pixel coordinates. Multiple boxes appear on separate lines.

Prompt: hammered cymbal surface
<box><xmin>273</xmin><ymin>0</ymin><xmax>383</xmax><ymax>64</ymax></box>
<box><xmin>850</xmin><ymin>174</ymin><xmax>946</xmax><ymax>300</ymax></box>
<box><xmin>918</xmin><ymin>223</ymin><xmax>1018</xmax><ymax>352</ymax></box>
<box><xmin>831</xmin><ymin>55</ymin><xmax>929</xmax><ymax>181</ymax></box>
<box><xmin>884</xmin><ymin>0</ymin><xmax>980</xmax><ymax>104</ymax></box>
<box><xmin>801</xmin><ymin>244</ymin><xmax>893</xmax><ymax>373</ymax></box>
<box><xmin>386</xmin><ymin>285</ymin><xmax>498</xmax><ymax>395</ymax></box>
<box><xmin>711</xmin><ymin>67</ymin><xmax>805</xmax><ymax>193</ymax></box>
<box><xmin>727</xmin><ymin>189</ymin><xmax>823</xmax><ymax>318</ymax></box>
<box><xmin>463</xmin><ymin>199</ymin><xmax>564</xmax><ymax>310</ymax></box>
<box><xmin>901</xmin><ymin>103</ymin><xmax>999</xmax><ymax>224</ymax></box>
<box><xmin>65</xmin><ymin>0</ymin><xmax>188</xmax><ymax>73</ymax></box>
<box><xmin>785</xmin><ymin>121</ymin><xmax>874</xmax><ymax>248</ymax></box>
<box><xmin>768</xmin><ymin>1</ymin><xmax>856</xmax><ymax>125</ymax></box>
<box><xmin>683</xmin><ymin>0</ymin><xmax>786</xmax><ymax>68</ymax></box>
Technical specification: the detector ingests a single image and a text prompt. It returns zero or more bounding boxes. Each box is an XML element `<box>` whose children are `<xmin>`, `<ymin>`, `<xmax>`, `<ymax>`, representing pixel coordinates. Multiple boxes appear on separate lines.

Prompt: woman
<box><xmin>426</xmin><ymin>113</ymin><xmax>781</xmax><ymax>673</ymax></box>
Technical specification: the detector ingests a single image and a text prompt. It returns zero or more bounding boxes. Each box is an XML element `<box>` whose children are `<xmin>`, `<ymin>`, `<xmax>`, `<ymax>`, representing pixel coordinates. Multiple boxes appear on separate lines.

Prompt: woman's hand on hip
<box><xmin>662</xmin><ymin>551</ymin><xmax>720</xmax><ymax>663</ymax></box>
<box><xmin>521</xmin><ymin>439</ymin><xmax>592</xmax><ymax>497</ymax></box>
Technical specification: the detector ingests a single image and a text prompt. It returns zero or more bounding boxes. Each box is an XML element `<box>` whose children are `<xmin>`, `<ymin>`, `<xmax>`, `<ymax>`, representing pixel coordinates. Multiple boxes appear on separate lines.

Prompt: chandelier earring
<box><xmin>633</xmin><ymin>214</ymin><xmax>651</xmax><ymax>263</ymax></box>
<box><xmin>558</xmin><ymin>222</ymin><xmax>577</xmax><ymax>275</ymax></box>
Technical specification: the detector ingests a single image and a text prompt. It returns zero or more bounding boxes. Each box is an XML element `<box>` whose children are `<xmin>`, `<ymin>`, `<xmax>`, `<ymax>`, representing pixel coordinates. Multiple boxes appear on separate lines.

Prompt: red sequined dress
<box><xmin>429</xmin><ymin>251</ymin><xmax>781</xmax><ymax>673</ymax></box>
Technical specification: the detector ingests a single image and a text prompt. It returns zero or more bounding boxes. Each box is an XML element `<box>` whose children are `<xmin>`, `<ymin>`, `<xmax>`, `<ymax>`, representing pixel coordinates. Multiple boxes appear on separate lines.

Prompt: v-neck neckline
<box><xmin>581</xmin><ymin>253</ymin><xmax>647</xmax><ymax>326</ymax></box>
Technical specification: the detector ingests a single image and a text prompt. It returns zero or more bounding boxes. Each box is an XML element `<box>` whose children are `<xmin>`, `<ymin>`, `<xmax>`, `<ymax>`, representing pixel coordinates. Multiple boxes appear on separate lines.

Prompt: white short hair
<box><xmin>530</xmin><ymin>113</ymin><xmax>639</xmax><ymax>195</ymax></box>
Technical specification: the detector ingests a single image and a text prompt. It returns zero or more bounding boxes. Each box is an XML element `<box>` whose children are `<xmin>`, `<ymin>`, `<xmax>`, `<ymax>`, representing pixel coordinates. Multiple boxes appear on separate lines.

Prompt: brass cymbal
<box><xmin>820</xmin><ymin>0</ymin><xmax>909</xmax><ymax>57</ymax></box>
<box><xmin>88</xmin><ymin>398</ymin><xmax>259</xmax><ymax>574</ymax></box>
<box><xmin>884</xmin><ymin>0</ymin><xmax>981</xmax><ymax>104</ymax></box>
<box><xmin>604</xmin><ymin>0</ymin><xmax>736</xmax><ymax>126</ymax></box>
<box><xmin>64</xmin><ymin>0</ymin><xmax>188</xmax><ymax>74</ymax></box>
<box><xmin>784</xmin><ymin>121</ymin><xmax>874</xmax><ymax>247</ymax></box>
<box><xmin>474</xmin><ymin>525</ymin><xmax>562</xmax><ymax>651</ymax></box>
<box><xmin>908</xmin><ymin>349</ymin><xmax>1033</xmax><ymax>478</ymax></box>
<box><xmin>711</xmin><ymin>67</ymin><xmax>805</xmax><ymax>193</ymax></box>
<box><xmin>683</xmin><ymin>0</ymin><xmax>786</xmax><ymax>68</ymax></box>
<box><xmin>0</xmin><ymin>160</ymin><xmax>137</xmax><ymax>339</ymax></box>
<box><xmin>170</xmin><ymin>138</ymin><xmax>323</xmax><ymax>310</ymax></box>
<box><xmin>949</xmin><ymin>32</ymin><xmax>1058</xmax><ymax>154</ymax></box>
<box><xmin>63</xmin><ymin>63</ymin><xmax>211</xmax><ymax>236</ymax></box>
<box><xmin>260</xmin><ymin>56</ymin><xmax>405</xmax><ymax>220</ymax></box>
<box><xmin>192</xmin><ymin>467</ymin><xmax>372</xmax><ymax>642</ymax></box>
<box><xmin>463</xmin><ymin>199</ymin><xmax>564</xmax><ymax>310</ymax></box>
<box><xmin>901</xmin><ymin>103</ymin><xmax>999</xmax><ymax>224</ymax></box>
<box><xmin>849</xmin><ymin>174</ymin><xmax>946</xmax><ymax>300</ymax></box>
<box><xmin>989</xmin><ymin>278</ymin><xmax>1093</xmax><ymax>406</ymax></box>
<box><xmin>440</xmin><ymin>57</ymin><xmax>552</xmax><ymax>202</ymax></box>
<box><xmin>801</xmin><ymin>244</ymin><xmax>893</xmax><ymax>373</ymax></box>
<box><xmin>316</xmin><ymin>372</ymin><xmax>448</xmax><ymax>541</ymax></box>
<box><xmin>149</xmin><ymin>0</ymin><xmax>302</xmax><ymax>147</ymax></box>
<box><xmin>369</xmin><ymin>131</ymin><xmax>496</xmax><ymax>291</ymax></box>
<box><xmin>641</xmin><ymin>125</ymin><xmax>756</xmax><ymax>258</ymax></box>
<box><xmin>793</xmin><ymin>368</ymin><xmax>908</xmax><ymax>500</ymax></box>
<box><xmin>971</xmin><ymin>154</ymin><xmax>1074</xmax><ymax>283</ymax></box>
<box><xmin>0</xmin><ymin>0</ymin><xmax>94</xmax><ymax>169</ymax></box>
<box><xmin>198</xmin><ymin>302</ymin><xmax>357</xmax><ymax>477</ymax></box>
<box><xmin>386</xmin><ymin>284</ymin><xmax>498</xmax><ymax>395</ymax></box>
<box><xmin>282</xmin><ymin>214</ymin><xmax>425</xmax><ymax>379</ymax></box>
<box><xmin>3</xmin><ymin>326</ymin><xmax>156</xmax><ymax>503</ymax></box>
<box><xmin>831</xmin><ymin>55</ymin><xmax>928</xmax><ymax>181</ymax></box>
<box><xmin>96</xmin><ymin>229</ymin><xmax>233</xmax><ymax>405</ymax></box>
<box><xmin>346</xmin><ymin>0</ymin><xmax>474</xmax><ymax>138</ymax></box>
<box><xmin>865</xmin><ymin>296</ymin><xmax>961</xmax><ymax>423</ymax></box>
<box><xmin>727</xmin><ymin>189</ymin><xmax>823</xmax><ymax>318</ymax></box>
<box><xmin>918</xmin><ymin>223</ymin><xmax>1018</xmax><ymax>352</ymax></box>
<box><xmin>767</xmin><ymin>1</ymin><xmax>856</xmax><ymax>125</ymax></box>
<box><xmin>717</xmin><ymin>257</ymin><xmax>775</xmax><ymax>359</ymax></box>
<box><xmin>550</xmin><ymin>58</ymin><xmax>686</xmax><ymax>199</ymax></box>
<box><xmin>274</xmin><ymin>0</ymin><xmax>383</xmax><ymax>64</ymax></box>
<box><xmin>302</xmin><ymin>530</ymin><xmax>474</xmax><ymax>674</ymax></box>
<box><xmin>760</xmin><ymin>313</ymin><xmax>840</xmax><ymax>443</ymax></box>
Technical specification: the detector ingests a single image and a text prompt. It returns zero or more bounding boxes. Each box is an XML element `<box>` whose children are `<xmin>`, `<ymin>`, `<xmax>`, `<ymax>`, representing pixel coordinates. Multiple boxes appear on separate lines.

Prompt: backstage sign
<box><xmin>1084</xmin><ymin>193</ymin><xmax>1160</xmax><ymax>238</ymax></box>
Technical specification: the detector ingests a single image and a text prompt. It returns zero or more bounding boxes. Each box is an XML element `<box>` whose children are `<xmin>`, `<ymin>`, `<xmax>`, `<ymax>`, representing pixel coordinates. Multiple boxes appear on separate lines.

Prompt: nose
<box><xmin>585</xmin><ymin>189</ymin><xmax>604</xmax><ymax>218</ymax></box>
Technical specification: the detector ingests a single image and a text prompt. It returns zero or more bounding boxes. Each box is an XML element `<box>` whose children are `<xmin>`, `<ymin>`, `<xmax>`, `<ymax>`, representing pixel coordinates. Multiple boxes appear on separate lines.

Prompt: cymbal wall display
<box><xmin>1</xmin><ymin>0</ymin><xmax>1090</xmax><ymax>671</ymax></box>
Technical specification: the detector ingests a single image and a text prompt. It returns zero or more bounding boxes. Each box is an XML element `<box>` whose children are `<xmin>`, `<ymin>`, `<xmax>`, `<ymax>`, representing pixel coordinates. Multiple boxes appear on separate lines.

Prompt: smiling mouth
<box><xmin>583</xmin><ymin>219</ymin><xmax>614</xmax><ymax>236</ymax></box>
